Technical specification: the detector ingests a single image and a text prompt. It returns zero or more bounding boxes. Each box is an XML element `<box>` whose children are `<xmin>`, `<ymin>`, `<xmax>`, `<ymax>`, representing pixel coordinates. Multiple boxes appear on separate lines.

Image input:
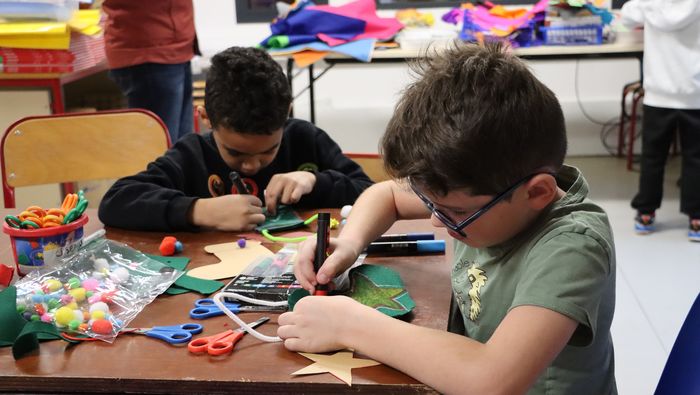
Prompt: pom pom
<box><xmin>110</xmin><ymin>267</ymin><xmax>130</xmax><ymax>284</ymax></box>
<box><xmin>340</xmin><ymin>205</ymin><xmax>352</xmax><ymax>218</ymax></box>
<box><xmin>93</xmin><ymin>258</ymin><xmax>109</xmax><ymax>272</ymax></box>
<box><xmin>159</xmin><ymin>236</ymin><xmax>178</xmax><ymax>256</ymax></box>
<box><xmin>91</xmin><ymin>319</ymin><xmax>113</xmax><ymax>335</ymax></box>
<box><xmin>54</xmin><ymin>306</ymin><xmax>75</xmax><ymax>326</ymax></box>
<box><xmin>237</xmin><ymin>238</ymin><xmax>246</xmax><ymax>248</ymax></box>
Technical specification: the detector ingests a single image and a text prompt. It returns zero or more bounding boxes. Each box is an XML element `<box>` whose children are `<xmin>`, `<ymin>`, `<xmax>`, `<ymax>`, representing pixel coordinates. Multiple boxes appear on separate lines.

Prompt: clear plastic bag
<box><xmin>14</xmin><ymin>237</ymin><xmax>183</xmax><ymax>342</ymax></box>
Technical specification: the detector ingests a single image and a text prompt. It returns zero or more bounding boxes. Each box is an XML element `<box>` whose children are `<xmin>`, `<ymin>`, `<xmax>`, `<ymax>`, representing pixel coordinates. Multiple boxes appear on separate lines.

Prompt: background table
<box><xmin>0</xmin><ymin>208</ymin><xmax>452</xmax><ymax>394</ymax></box>
<box><xmin>280</xmin><ymin>41</ymin><xmax>644</xmax><ymax>124</ymax></box>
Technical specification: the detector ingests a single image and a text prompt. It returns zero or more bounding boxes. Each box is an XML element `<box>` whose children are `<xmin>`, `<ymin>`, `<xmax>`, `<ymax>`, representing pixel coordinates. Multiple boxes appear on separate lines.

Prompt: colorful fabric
<box><xmin>260</xmin><ymin>0</ymin><xmax>402</xmax><ymax>50</ymax></box>
<box><xmin>457</xmin><ymin>0</ymin><xmax>548</xmax><ymax>47</ymax></box>
<box><xmin>288</xmin><ymin>264</ymin><xmax>415</xmax><ymax>317</ymax></box>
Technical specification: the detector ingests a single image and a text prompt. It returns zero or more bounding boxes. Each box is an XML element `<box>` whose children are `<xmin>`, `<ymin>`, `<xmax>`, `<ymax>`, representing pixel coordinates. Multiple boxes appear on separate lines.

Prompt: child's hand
<box><xmin>294</xmin><ymin>236</ymin><xmax>362</xmax><ymax>294</ymax></box>
<box><xmin>264</xmin><ymin>171</ymin><xmax>316</xmax><ymax>215</ymax></box>
<box><xmin>277</xmin><ymin>295</ymin><xmax>362</xmax><ymax>353</ymax></box>
<box><xmin>190</xmin><ymin>194</ymin><xmax>265</xmax><ymax>231</ymax></box>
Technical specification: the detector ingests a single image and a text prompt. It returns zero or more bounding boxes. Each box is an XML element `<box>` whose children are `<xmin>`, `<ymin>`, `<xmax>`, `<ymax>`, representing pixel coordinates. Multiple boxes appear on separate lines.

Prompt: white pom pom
<box><xmin>340</xmin><ymin>205</ymin><xmax>352</xmax><ymax>218</ymax></box>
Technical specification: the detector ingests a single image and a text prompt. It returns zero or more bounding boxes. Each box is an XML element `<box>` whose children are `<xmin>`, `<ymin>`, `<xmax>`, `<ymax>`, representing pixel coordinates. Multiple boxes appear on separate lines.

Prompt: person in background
<box><xmin>102</xmin><ymin>0</ymin><xmax>197</xmax><ymax>143</ymax></box>
<box><xmin>620</xmin><ymin>0</ymin><xmax>700</xmax><ymax>241</ymax></box>
<box><xmin>98</xmin><ymin>47</ymin><xmax>373</xmax><ymax>232</ymax></box>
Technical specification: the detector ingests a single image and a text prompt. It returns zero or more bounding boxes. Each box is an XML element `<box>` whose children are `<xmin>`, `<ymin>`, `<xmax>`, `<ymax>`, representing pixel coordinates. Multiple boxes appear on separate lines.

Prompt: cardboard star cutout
<box><xmin>292</xmin><ymin>351</ymin><xmax>381</xmax><ymax>386</ymax></box>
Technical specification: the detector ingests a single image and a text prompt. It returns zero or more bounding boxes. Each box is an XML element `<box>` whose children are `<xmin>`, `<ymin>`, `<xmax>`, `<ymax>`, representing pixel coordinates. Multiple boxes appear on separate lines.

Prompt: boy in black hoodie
<box><xmin>98</xmin><ymin>47</ymin><xmax>373</xmax><ymax>232</ymax></box>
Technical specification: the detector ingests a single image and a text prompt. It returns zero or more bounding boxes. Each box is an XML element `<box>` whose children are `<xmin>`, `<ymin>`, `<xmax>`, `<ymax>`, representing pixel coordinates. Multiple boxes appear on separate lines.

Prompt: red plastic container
<box><xmin>2</xmin><ymin>214</ymin><xmax>88</xmax><ymax>276</ymax></box>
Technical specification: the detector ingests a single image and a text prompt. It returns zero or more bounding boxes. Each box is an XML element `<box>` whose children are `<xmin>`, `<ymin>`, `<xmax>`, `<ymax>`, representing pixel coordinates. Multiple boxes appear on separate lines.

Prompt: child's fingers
<box><xmin>248</xmin><ymin>213</ymin><xmax>266</xmax><ymax>225</ymax></box>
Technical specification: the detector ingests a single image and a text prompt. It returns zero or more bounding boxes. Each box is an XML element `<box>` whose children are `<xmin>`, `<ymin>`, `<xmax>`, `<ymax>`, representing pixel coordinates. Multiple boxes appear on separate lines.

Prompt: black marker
<box><xmin>314</xmin><ymin>212</ymin><xmax>331</xmax><ymax>296</ymax></box>
<box><xmin>374</xmin><ymin>232</ymin><xmax>435</xmax><ymax>243</ymax></box>
<box><xmin>229</xmin><ymin>171</ymin><xmax>248</xmax><ymax>194</ymax></box>
<box><xmin>365</xmin><ymin>240</ymin><xmax>445</xmax><ymax>256</ymax></box>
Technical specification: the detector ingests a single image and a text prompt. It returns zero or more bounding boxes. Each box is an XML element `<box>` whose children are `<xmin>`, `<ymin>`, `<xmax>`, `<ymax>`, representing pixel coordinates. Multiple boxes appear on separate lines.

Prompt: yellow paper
<box><xmin>0</xmin><ymin>35</ymin><xmax>70</xmax><ymax>50</ymax></box>
<box><xmin>0</xmin><ymin>22</ymin><xmax>70</xmax><ymax>49</ymax></box>
<box><xmin>0</xmin><ymin>22</ymin><xmax>67</xmax><ymax>35</ymax></box>
<box><xmin>187</xmin><ymin>240</ymin><xmax>274</xmax><ymax>280</ymax></box>
<box><xmin>69</xmin><ymin>10</ymin><xmax>103</xmax><ymax>36</ymax></box>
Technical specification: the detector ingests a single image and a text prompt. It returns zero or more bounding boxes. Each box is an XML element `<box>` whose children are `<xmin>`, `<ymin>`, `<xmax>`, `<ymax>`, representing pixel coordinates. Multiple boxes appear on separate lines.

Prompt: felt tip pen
<box><xmin>365</xmin><ymin>240</ymin><xmax>445</xmax><ymax>255</ymax></box>
<box><xmin>229</xmin><ymin>171</ymin><xmax>248</xmax><ymax>194</ymax></box>
<box><xmin>374</xmin><ymin>232</ymin><xmax>435</xmax><ymax>243</ymax></box>
<box><xmin>313</xmin><ymin>212</ymin><xmax>331</xmax><ymax>296</ymax></box>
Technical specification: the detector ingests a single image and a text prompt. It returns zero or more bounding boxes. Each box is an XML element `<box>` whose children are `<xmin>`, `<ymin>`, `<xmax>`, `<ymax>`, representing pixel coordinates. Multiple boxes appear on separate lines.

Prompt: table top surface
<box><xmin>0</xmin><ymin>208</ymin><xmax>452</xmax><ymax>394</ymax></box>
<box><xmin>271</xmin><ymin>39</ymin><xmax>644</xmax><ymax>63</ymax></box>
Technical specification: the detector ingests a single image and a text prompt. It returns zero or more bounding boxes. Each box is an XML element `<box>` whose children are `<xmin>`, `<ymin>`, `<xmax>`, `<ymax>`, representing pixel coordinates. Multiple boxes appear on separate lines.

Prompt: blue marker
<box><xmin>374</xmin><ymin>232</ymin><xmax>435</xmax><ymax>243</ymax></box>
<box><xmin>365</xmin><ymin>240</ymin><xmax>445</xmax><ymax>255</ymax></box>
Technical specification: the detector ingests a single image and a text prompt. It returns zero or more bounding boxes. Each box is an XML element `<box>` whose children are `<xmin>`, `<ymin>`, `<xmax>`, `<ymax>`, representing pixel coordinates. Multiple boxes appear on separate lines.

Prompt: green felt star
<box><xmin>346</xmin><ymin>272</ymin><xmax>407</xmax><ymax>312</ymax></box>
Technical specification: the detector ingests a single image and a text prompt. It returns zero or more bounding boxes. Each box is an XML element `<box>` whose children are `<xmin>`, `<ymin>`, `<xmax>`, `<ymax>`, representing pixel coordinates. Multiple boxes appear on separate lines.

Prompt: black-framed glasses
<box><xmin>410</xmin><ymin>173</ymin><xmax>544</xmax><ymax>237</ymax></box>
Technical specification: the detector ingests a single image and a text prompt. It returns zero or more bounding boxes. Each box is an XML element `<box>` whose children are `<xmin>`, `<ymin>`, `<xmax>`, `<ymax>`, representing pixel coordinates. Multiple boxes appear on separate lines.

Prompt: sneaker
<box><xmin>635</xmin><ymin>212</ymin><xmax>655</xmax><ymax>234</ymax></box>
<box><xmin>689</xmin><ymin>219</ymin><xmax>700</xmax><ymax>242</ymax></box>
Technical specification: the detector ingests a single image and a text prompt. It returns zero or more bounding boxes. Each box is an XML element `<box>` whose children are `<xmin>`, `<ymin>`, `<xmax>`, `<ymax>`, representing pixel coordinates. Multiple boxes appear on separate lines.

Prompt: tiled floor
<box><xmin>567</xmin><ymin>156</ymin><xmax>699</xmax><ymax>395</ymax></box>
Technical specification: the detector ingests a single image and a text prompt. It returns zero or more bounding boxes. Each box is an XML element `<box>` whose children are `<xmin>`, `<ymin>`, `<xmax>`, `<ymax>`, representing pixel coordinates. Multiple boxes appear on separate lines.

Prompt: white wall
<box><xmin>193</xmin><ymin>0</ymin><xmax>641</xmax><ymax>156</ymax></box>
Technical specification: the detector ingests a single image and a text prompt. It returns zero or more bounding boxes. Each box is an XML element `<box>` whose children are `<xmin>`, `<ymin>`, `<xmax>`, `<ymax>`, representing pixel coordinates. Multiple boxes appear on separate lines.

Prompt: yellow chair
<box><xmin>345</xmin><ymin>152</ymin><xmax>390</xmax><ymax>183</ymax></box>
<box><xmin>1</xmin><ymin>109</ymin><xmax>171</xmax><ymax>208</ymax></box>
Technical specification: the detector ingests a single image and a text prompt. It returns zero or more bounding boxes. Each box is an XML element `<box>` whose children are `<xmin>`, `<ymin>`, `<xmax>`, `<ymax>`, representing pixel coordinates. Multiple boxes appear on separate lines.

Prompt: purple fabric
<box><xmin>268</xmin><ymin>9</ymin><xmax>366</xmax><ymax>46</ymax></box>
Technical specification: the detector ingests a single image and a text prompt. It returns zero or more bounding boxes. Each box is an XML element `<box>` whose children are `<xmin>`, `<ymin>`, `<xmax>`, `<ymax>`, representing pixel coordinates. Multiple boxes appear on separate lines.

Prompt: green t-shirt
<box><xmin>450</xmin><ymin>165</ymin><xmax>617</xmax><ymax>395</ymax></box>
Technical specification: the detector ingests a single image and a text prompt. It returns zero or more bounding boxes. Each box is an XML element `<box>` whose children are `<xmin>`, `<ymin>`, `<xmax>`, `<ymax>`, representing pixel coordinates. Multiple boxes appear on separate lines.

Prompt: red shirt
<box><xmin>103</xmin><ymin>0</ymin><xmax>196</xmax><ymax>69</ymax></box>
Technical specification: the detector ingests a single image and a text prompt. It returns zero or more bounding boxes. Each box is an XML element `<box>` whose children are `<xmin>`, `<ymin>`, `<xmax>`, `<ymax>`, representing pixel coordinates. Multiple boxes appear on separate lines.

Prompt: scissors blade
<box><xmin>234</xmin><ymin>316</ymin><xmax>270</xmax><ymax>334</ymax></box>
<box><xmin>237</xmin><ymin>305</ymin><xmax>287</xmax><ymax>312</ymax></box>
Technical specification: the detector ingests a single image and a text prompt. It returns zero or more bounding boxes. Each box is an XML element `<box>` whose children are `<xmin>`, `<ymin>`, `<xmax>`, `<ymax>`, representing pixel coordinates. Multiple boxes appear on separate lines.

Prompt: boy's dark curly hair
<box><xmin>205</xmin><ymin>46</ymin><xmax>292</xmax><ymax>134</ymax></box>
<box><xmin>382</xmin><ymin>42</ymin><xmax>567</xmax><ymax>196</ymax></box>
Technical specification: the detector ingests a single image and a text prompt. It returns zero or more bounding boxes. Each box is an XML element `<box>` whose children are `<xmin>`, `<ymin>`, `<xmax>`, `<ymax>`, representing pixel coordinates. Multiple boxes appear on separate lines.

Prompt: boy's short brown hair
<box><xmin>382</xmin><ymin>42</ymin><xmax>567</xmax><ymax>196</ymax></box>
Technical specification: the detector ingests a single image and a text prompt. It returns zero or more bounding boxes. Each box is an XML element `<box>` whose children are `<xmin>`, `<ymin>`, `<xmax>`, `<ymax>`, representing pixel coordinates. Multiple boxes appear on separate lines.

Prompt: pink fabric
<box><xmin>471</xmin><ymin>0</ymin><xmax>548</xmax><ymax>31</ymax></box>
<box><xmin>310</xmin><ymin>0</ymin><xmax>403</xmax><ymax>44</ymax></box>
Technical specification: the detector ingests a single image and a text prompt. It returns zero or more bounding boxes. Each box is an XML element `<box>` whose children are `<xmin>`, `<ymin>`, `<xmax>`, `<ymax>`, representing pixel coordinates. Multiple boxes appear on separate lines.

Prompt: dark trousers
<box><xmin>110</xmin><ymin>61</ymin><xmax>193</xmax><ymax>143</ymax></box>
<box><xmin>631</xmin><ymin>105</ymin><xmax>700</xmax><ymax>218</ymax></box>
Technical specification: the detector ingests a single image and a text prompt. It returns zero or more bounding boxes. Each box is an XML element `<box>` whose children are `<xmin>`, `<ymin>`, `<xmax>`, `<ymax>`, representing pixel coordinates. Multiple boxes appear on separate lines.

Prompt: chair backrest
<box><xmin>655</xmin><ymin>292</ymin><xmax>700</xmax><ymax>395</ymax></box>
<box><xmin>345</xmin><ymin>152</ymin><xmax>390</xmax><ymax>183</ymax></box>
<box><xmin>1</xmin><ymin>109</ymin><xmax>171</xmax><ymax>208</ymax></box>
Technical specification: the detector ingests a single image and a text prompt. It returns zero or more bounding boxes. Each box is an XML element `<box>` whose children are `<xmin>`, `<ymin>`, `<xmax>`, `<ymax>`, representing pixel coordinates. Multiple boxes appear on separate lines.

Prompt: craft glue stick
<box><xmin>313</xmin><ymin>212</ymin><xmax>331</xmax><ymax>296</ymax></box>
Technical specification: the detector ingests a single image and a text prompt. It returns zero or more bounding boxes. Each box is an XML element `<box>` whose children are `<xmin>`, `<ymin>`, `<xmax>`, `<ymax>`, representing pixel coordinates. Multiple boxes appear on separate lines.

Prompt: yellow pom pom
<box><xmin>68</xmin><ymin>288</ymin><xmax>87</xmax><ymax>302</ymax></box>
<box><xmin>54</xmin><ymin>307</ymin><xmax>75</xmax><ymax>326</ymax></box>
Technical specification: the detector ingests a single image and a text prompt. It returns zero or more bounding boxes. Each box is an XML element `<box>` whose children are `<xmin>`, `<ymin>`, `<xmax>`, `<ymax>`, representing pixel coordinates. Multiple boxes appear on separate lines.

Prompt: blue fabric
<box><xmin>268</xmin><ymin>38</ymin><xmax>376</xmax><ymax>62</ymax></box>
<box><xmin>655</xmin><ymin>293</ymin><xmax>700</xmax><ymax>395</ymax></box>
<box><xmin>266</xmin><ymin>9</ymin><xmax>365</xmax><ymax>47</ymax></box>
<box><xmin>109</xmin><ymin>61</ymin><xmax>193</xmax><ymax>143</ymax></box>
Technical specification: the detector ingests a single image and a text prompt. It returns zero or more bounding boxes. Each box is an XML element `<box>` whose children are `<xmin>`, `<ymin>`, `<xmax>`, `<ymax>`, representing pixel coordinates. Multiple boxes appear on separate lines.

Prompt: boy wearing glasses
<box><xmin>99</xmin><ymin>46</ymin><xmax>372</xmax><ymax>231</ymax></box>
<box><xmin>279</xmin><ymin>42</ymin><xmax>616</xmax><ymax>394</ymax></box>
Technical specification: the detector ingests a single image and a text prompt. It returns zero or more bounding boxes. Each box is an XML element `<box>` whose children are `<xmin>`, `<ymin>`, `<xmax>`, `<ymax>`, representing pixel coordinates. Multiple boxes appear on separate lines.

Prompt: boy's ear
<box><xmin>524</xmin><ymin>174</ymin><xmax>558</xmax><ymax>210</ymax></box>
<box><xmin>198</xmin><ymin>106</ymin><xmax>212</xmax><ymax>129</ymax></box>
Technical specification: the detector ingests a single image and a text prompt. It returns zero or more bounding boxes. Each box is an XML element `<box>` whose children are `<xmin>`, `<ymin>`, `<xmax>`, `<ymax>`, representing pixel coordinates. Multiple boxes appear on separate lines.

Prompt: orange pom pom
<box><xmin>159</xmin><ymin>236</ymin><xmax>177</xmax><ymax>256</ymax></box>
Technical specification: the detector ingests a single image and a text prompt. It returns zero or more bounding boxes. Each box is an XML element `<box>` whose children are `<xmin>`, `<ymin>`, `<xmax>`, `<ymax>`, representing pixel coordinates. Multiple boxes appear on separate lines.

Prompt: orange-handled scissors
<box><xmin>187</xmin><ymin>316</ymin><xmax>269</xmax><ymax>356</ymax></box>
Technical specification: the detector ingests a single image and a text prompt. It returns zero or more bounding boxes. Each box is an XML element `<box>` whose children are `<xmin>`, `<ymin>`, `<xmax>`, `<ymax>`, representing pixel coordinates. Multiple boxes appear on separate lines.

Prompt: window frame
<box><xmin>236</xmin><ymin>1</ymin><xmax>329</xmax><ymax>23</ymax></box>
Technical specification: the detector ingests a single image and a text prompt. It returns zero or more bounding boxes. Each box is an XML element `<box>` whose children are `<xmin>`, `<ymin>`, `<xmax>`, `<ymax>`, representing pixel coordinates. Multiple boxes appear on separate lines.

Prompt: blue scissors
<box><xmin>190</xmin><ymin>298</ymin><xmax>283</xmax><ymax>320</ymax></box>
<box><xmin>121</xmin><ymin>323</ymin><xmax>203</xmax><ymax>344</ymax></box>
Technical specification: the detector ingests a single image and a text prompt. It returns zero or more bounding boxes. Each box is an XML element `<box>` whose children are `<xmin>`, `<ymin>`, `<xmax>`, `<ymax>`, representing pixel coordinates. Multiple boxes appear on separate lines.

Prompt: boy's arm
<box><xmin>280</xmin><ymin>297</ymin><xmax>577</xmax><ymax>395</ymax></box>
<box><xmin>98</xmin><ymin>154</ymin><xmax>197</xmax><ymax>231</ymax></box>
<box><xmin>295</xmin><ymin>180</ymin><xmax>430</xmax><ymax>291</ymax></box>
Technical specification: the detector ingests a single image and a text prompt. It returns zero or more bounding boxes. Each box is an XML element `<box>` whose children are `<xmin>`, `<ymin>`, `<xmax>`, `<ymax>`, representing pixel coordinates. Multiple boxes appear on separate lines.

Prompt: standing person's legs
<box><xmin>178</xmin><ymin>63</ymin><xmax>194</xmax><ymax>140</ymax></box>
<box><xmin>678</xmin><ymin>109</ymin><xmax>700</xmax><ymax>219</ymax></box>
<box><xmin>631</xmin><ymin>105</ymin><xmax>678</xmax><ymax>215</ymax></box>
<box><xmin>109</xmin><ymin>62</ymin><xmax>193</xmax><ymax>143</ymax></box>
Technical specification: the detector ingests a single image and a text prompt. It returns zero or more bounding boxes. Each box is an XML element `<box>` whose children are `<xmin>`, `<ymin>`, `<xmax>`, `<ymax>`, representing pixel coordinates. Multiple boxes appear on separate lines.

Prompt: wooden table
<box><xmin>0</xmin><ymin>209</ymin><xmax>452</xmax><ymax>394</ymax></box>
